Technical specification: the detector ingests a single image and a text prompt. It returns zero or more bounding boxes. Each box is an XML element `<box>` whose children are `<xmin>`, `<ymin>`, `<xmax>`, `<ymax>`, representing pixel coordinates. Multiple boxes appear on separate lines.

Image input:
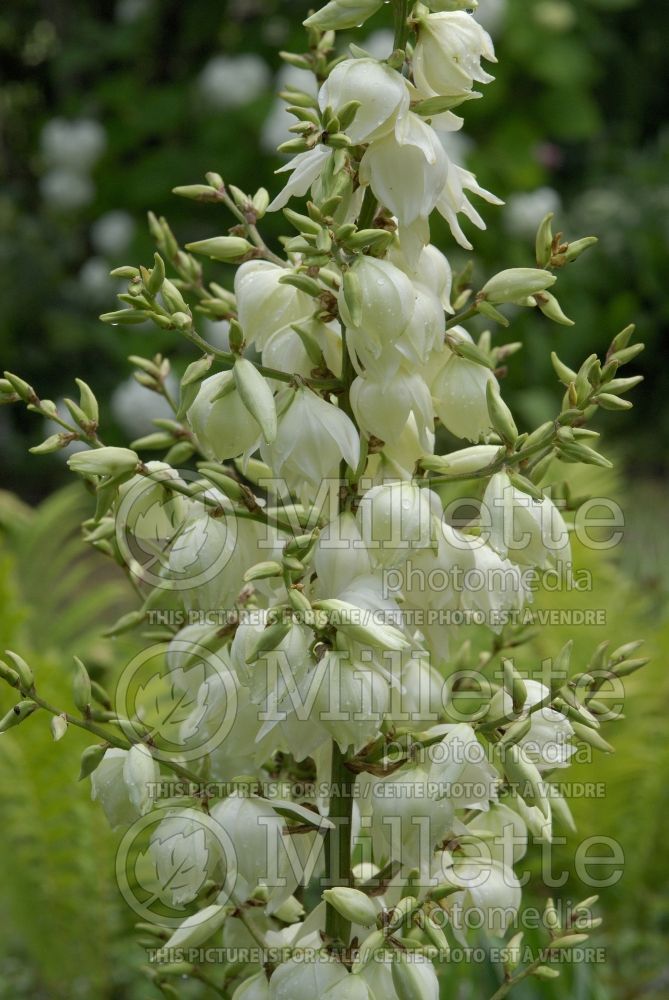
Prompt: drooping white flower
<box><xmin>90</xmin><ymin>747</ymin><xmax>158</xmax><ymax>829</ymax></box>
<box><xmin>338</xmin><ymin>256</ymin><xmax>416</xmax><ymax>371</ymax></box>
<box><xmin>350</xmin><ymin>368</ymin><xmax>434</xmax><ymax>448</ymax></box>
<box><xmin>437</xmin><ymin>159</ymin><xmax>503</xmax><ymax>250</ymax></box>
<box><xmin>489</xmin><ymin>680</ymin><xmax>575</xmax><ymax>771</ymax></box>
<box><xmin>389</xmin><ymin>240</ymin><xmax>454</xmax><ymax>313</ymax></box>
<box><xmin>483</xmin><ymin>472</ymin><xmax>571</xmax><ymax>568</ymax></box>
<box><xmin>147</xmin><ymin>808</ymin><xmax>223</xmax><ymax>906</ymax></box>
<box><xmin>414</xmin><ymin>11</ymin><xmax>496</xmax><ymax>98</ymax></box>
<box><xmin>312</xmin><ymin>648</ymin><xmax>389</xmax><ymax>752</ymax></box>
<box><xmin>397</xmin><ymin>281</ymin><xmax>445</xmax><ymax>367</ymax></box>
<box><xmin>462</xmin><ymin>542</ymin><xmax>529</xmax><ymax>631</ymax></box>
<box><xmin>261</xmin><ymin>387</ymin><xmax>360</xmax><ymax>502</ymax></box>
<box><xmin>314</xmin><ymin>512</ymin><xmax>372</xmax><ymax>597</ymax></box>
<box><xmin>360</xmin><ymin>113</ymin><xmax>448</xmax><ymax>227</ymax></box>
<box><xmin>432</xmin><ymin>851</ymin><xmax>521</xmax><ymax>942</ymax></box>
<box><xmin>269</xmin><ymin>955</ymin><xmax>366</xmax><ymax>1000</ymax></box>
<box><xmin>356</xmin><ymin>482</ymin><xmax>442</xmax><ymax>567</ymax></box>
<box><xmin>318</xmin><ymin>58</ymin><xmax>410</xmax><ymax>145</ymax></box>
<box><xmin>187</xmin><ymin>371</ymin><xmax>263</xmax><ymax>460</ymax></box>
<box><xmin>431</xmin><ymin>337</ymin><xmax>495</xmax><ymax>441</ymax></box>
<box><xmin>210</xmin><ymin>794</ymin><xmax>299</xmax><ymax>910</ymax></box>
<box><xmin>235</xmin><ymin>261</ymin><xmax>313</xmax><ymax>347</ymax></box>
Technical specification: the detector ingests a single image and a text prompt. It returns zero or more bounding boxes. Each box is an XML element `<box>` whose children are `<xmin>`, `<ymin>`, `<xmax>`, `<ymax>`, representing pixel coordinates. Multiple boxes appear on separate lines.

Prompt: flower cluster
<box><xmin>0</xmin><ymin>1</ymin><xmax>647</xmax><ymax>999</ymax></box>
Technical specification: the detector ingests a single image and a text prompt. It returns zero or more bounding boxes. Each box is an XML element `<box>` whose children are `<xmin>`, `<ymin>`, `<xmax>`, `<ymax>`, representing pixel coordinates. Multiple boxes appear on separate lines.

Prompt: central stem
<box><xmin>324</xmin><ymin>742</ymin><xmax>355</xmax><ymax>950</ymax></box>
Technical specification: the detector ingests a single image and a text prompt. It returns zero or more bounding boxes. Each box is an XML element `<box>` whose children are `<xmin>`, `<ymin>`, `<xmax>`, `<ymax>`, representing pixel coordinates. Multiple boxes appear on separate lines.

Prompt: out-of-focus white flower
<box><xmin>115</xmin><ymin>0</ymin><xmax>150</xmax><ymax>23</ymax></box>
<box><xmin>78</xmin><ymin>257</ymin><xmax>116</xmax><ymax>303</ymax></box>
<box><xmin>91</xmin><ymin>210</ymin><xmax>136</xmax><ymax>256</ymax></box>
<box><xmin>318</xmin><ymin>58</ymin><xmax>409</xmax><ymax>145</ymax></box>
<box><xmin>198</xmin><ymin>54</ymin><xmax>270</xmax><ymax>109</ymax></box>
<box><xmin>40</xmin><ymin>169</ymin><xmax>94</xmax><ymax>211</ymax></box>
<box><xmin>40</xmin><ymin>118</ymin><xmax>106</xmax><ymax>171</ymax></box>
<box><xmin>414</xmin><ymin>10</ymin><xmax>496</xmax><ymax>98</ymax></box>
<box><xmin>111</xmin><ymin>375</ymin><xmax>177</xmax><ymax>438</ymax></box>
<box><xmin>504</xmin><ymin>187</ymin><xmax>562</xmax><ymax>239</ymax></box>
<box><xmin>473</xmin><ymin>0</ymin><xmax>507</xmax><ymax>36</ymax></box>
<box><xmin>437</xmin><ymin>160</ymin><xmax>504</xmax><ymax>250</ymax></box>
<box><xmin>262</xmin><ymin>65</ymin><xmax>318</xmax><ymax>153</ymax></box>
<box><xmin>482</xmin><ymin>471</ymin><xmax>571</xmax><ymax>568</ymax></box>
<box><xmin>261</xmin><ymin>388</ymin><xmax>360</xmax><ymax>502</ymax></box>
<box><xmin>235</xmin><ymin>261</ymin><xmax>313</xmax><ymax>348</ymax></box>
<box><xmin>360</xmin><ymin>113</ymin><xmax>448</xmax><ymax>227</ymax></box>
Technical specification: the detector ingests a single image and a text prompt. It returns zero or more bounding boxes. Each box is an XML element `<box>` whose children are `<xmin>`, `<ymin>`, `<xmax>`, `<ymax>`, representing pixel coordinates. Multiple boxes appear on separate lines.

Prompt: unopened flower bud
<box><xmin>185</xmin><ymin>236</ymin><xmax>252</xmax><ymax>261</ymax></box>
<box><xmin>68</xmin><ymin>446</ymin><xmax>139</xmax><ymax>479</ymax></box>
<box><xmin>481</xmin><ymin>268</ymin><xmax>556</xmax><ymax>304</ymax></box>
<box><xmin>322</xmin><ymin>886</ymin><xmax>378</xmax><ymax>927</ymax></box>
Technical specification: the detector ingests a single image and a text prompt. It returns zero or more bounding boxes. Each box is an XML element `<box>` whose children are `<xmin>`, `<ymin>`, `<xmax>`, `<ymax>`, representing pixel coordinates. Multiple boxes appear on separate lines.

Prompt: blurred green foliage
<box><xmin>1</xmin><ymin>0</ymin><xmax>667</xmax><ymax>498</ymax></box>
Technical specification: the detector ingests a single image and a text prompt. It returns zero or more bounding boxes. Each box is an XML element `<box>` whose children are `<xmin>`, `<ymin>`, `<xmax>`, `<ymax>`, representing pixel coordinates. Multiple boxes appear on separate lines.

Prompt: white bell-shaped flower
<box><xmin>261</xmin><ymin>387</ymin><xmax>360</xmax><ymax>502</ymax></box>
<box><xmin>187</xmin><ymin>371</ymin><xmax>262</xmax><ymax>460</ymax></box>
<box><xmin>350</xmin><ymin>368</ymin><xmax>434</xmax><ymax>449</ymax></box>
<box><xmin>338</xmin><ymin>256</ymin><xmax>416</xmax><ymax>369</ymax></box>
<box><xmin>235</xmin><ymin>260</ymin><xmax>313</xmax><ymax>348</ymax></box>
<box><xmin>210</xmin><ymin>794</ymin><xmax>299</xmax><ymax>910</ymax></box>
<box><xmin>117</xmin><ymin>461</ymin><xmax>189</xmax><ymax>544</ymax></box>
<box><xmin>461</xmin><ymin>541</ymin><xmax>529</xmax><ymax>631</ymax></box>
<box><xmin>147</xmin><ymin>807</ymin><xmax>223</xmax><ymax>906</ymax></box>
<box><xmin>431</xmin><ymin>335</ymin><xmax>495</xmax><ymax>441</ymax></box>
<box><xmin>314</xmin><ymin>512</ymin><xmax>372</xmax><ymax>597</ymax></box>
<box><xmin>313</xmin><ymin>648</ymin><xmax>389</xmax><ymax>752</ymax></box>
<box><xmin>389</xmin><ymin>240</ymin><xmax>454</xmax><ymax>313</ymax></box>
<box><xmin>432</xmin><ymin>850</ymin><xmax>521</xmax><ymax>943</ymax></box>
<box><xmin>483</xmin><ymin>471</ymin><xmax>571</xmax><ymax>568</ymax></box>
<box><xmin>318</xmin><ymin>57</ymin><xmax>410</xmax><ymax>144</ymax></box>
<box><xmin>356</xmin><ymin>481</ymin><xmax>442</xmax><ymax>567</ymax></box>
<box><xmin>414</xmin><ymin>10</ymin><xmax>496</xmax><ymax>98</ymax></box>
<box><xmin>269</xmin><ymin>955</ymin><xmax>369</xmax><ymax>1000</ymax></box>
<box><xmin>90</xmin><ymin>746</ymin><xmax>159</xmax><ymax>829</ymax></box>
<box><xmin>489</xmin><ymin>679</ymin><xmax>575</xmax><ymax>771</ymax></box>
<box><xmin>360</xmin><ymin>113</ymin><xmax>448</xmax><ymax>227</ymax></box>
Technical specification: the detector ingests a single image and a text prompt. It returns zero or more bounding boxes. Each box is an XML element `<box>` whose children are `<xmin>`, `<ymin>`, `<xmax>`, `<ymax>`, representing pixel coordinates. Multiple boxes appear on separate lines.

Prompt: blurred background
<box><xmin>0</xmin><ymin>0</ymin><xmax>667</xmax><ymax>997</ymax></box>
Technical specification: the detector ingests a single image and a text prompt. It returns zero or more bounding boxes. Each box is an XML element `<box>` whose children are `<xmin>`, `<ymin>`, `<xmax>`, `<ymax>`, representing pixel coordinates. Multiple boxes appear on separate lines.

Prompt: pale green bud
<box><xmin>0</xmin><ymin>700</ymin><xmax>38</xmax><ymax>733</ymax></box>
<box><xmin>172</xmin><ymin>184</ymin><xmax>220</xmax><ymax>202</ymax></box>
<box><xmin>3</xmin><ymin>651</ymin><xmax>34</xmax><ymax>689</ymax></box>
<box><xmin>0</xmin><ymin>660</ymin><xmax>21</xmax><ymax>689</ymax></box>
<box><xmin>535</xmin><ymin>212</ymin><xmax>554</xmax><ymax>268</ymax></box>
<box><xmin>322</xmin><ymin>886</ymin><xmax>378</xmax><ymax>927</ymax></box>
<box><xmin>233</xmin><ymin>358</ymin><xmax>277</xmax><ymax>444</ymax></box>
<box><xmin>68</xmin><ymin>446</ymin><xmax>139</xmax><ymax>479</ymax></box>
<box><xmin>486</xmin><ymin>381</ymin><xmax>518</xmax><ymax>445</ymax></box>
<box><xmin>185</xmin><ymin>236</ymin><xmax>252</xmax><ymax>262</ymax></box>
<box><xmin>304</xmin><ymin>0</ymin><xmax>383</xmax><ymax>31</ymax></box>
<box><xmin>534</xmin><ymin>966</ymin><xmax>560</xmax><ymax>980</ymax></box>
<box><xmin>72</xmin><ymin>656</ymin><xmax>92</xmax><ymax>713</ymax></box>
<box><xmin>352</xmin><ymin>929</ymin><xmax>385</xmax><ymax>973</ymax></box>
<box><xmin>481</xmin><ymin>268</ymin><xmax>556</xmax><ymax>304</ymax></box>
<box><xmin>391</xmin><ymin>954</ymin><xmax>440</xmax><ymax>1000</ymax></box>
<box><xmin>534</xmin><ymin>290</ymin><xmax>574</xmax><ymax>326</ymax></box>
<box><xmin>550</xmin><ymin>933</ymin><xmax>590</xmax><ymax>950</ymax></box>
<box><xmin>75</xmin><ymin>378</ymin><xmax>100</xmax><ymax>423</ymax></box>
